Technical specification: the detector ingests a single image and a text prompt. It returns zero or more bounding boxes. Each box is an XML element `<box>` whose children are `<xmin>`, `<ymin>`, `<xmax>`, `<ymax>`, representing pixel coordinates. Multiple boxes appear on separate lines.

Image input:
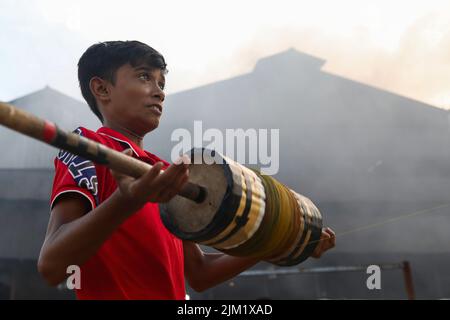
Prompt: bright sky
<box><xmin>1</xmin><ymin>0</ymin><xmax>450</xmax><ymax>109</ymax></box>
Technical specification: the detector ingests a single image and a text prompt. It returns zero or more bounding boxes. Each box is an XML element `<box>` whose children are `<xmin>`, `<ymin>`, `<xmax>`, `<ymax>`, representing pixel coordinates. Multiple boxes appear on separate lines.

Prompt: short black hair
<box><xmin>78</xmin><ymin>40</ymin><xmax>168</xmax><ymax>122</ymax></box>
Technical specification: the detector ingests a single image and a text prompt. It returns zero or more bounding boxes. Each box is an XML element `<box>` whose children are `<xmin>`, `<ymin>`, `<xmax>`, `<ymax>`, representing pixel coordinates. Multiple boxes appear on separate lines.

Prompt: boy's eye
<box><xmin>138</xmin><ymin>73</ymin><xmax>165</xmax><ymax>90</ymax></box>
<box><xmin>138</xmin><ymin>73</ymin><xmax>150</xmax><ymax>81</ymax></box>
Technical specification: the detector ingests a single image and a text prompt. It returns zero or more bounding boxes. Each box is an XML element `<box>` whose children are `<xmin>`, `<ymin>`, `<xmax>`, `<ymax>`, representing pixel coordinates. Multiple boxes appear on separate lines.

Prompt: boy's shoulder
<box><xmin>72</xmin><ymin>126</ymin><xmax>100</xmax><ymax>140</ymax></box>
<box><xmin>69</xmin><ymin>126</ymin><xmax>127</xmax><ymax>160</ymax></box>
<box><xmin>72</xmin><ymin>126</ymin><xmax>118</xmax><ymax>148</ymax></box>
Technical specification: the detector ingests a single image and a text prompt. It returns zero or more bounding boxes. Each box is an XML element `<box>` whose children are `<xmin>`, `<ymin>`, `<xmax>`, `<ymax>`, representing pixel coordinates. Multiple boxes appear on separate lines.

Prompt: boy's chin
<box><xmin>145</xmin><ymin>117</ymin><xmax>160</xmax><ymax>132</ymax></box>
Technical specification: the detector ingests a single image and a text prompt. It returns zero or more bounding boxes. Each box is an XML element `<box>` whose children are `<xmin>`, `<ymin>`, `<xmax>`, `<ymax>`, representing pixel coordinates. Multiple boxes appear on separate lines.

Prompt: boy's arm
<box><xmin>38</xmin><ymin>190</ymin><xmax>139</xmax><ymax>286</ymax></box>
<box><xmin>38</xmin><ymin>152</ymin><xmax>189</xmax><ymax>286</ymax></box>
<box><xmin>183</xmin><ymin>241</ymin><xmax>260</xmax><ymax>292</ymax></box>
<box><xmin>183</xmin><ymin>227</ymin><xmax>336</xmax><ymax>292</ymax></box>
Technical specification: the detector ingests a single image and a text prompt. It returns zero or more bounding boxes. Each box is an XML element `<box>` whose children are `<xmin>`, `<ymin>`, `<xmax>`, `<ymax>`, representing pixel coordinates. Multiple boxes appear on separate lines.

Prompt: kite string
<box><xmin>310</xmin><ymin>202</ymin><xmax>450</xmax><ymax>245</ymax></box>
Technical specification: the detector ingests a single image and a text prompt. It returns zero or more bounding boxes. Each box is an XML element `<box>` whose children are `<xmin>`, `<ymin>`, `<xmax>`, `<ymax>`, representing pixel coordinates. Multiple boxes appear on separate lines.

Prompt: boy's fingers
<box><xmin>131</xmin><ymin>161</ymin><xmax>189</xmax><ymax>203</ymax></box>
<box><xmin>330</xmin><ymin>234</ymin><xmax>336</xmax><ymax>247</ymax></box>
<box><xmin>166</xmin><ymin>168</ymin><xmax>189</xmax><ymax>192</ymax></box>
<box><xmin>151</xmin><ymin>164</ymin><xmax>177</xmax><ymax>193</ymax></box>
<box><xmin>312</xmin><ymin>247</ymin><xmax>322</xmax><ymax>258</ymax></box>
<box><xmin>327</xmin><ymin>228</ymin><xmax>335</xmax><ymax>236</ymax></box>
<box><xmin>153</xmin><ymin>167</ymin><xmax>189</xmax><ymax>201</ymax></box>
<box><xmin>154</xmin><ymin>162</ymin><xmax>189</xmax><ymax>189</ymax></box>
<box><xmin>312</xmin><ymin>228</ymin><xmax>337</xmax><ymax>259</ymax></box>
<box><xmin>137</xmin><ymin>161</ymin><xmax>164</xmax><ymax>188</ymax></box>
<box><xmin>321</xmin><ymin>229</ymin><xmax>331</xmax><ymax>241</ymax></box>
<box><xmin>324</xmin><ymin>227</ymin><xmax>335</xmax><ymax>238</ymax></box>
<box><xmin>162</xmin><ymin>160</ymin><xmax>189</xmax><ymax>178</ymax></box>
<box><xmin>143</xmin><ymin>161</ymin><xmax>186</xmax><ymax>199</ymax></box>
<box><xmin>322</xmin><ymin>228</ymin><xmax>336</xmax><ymax>249</ymax></box>
<box><xmin>174</xmin><ymin>155</ymin><xmax>191</xmax><ymax>165</ymax></box>
<box><xmin>127</xmin><ymin>162</ymin><xmax>164</xmax><ymax>202</ymax></box>
<box><xmin>159</xmin><ymin>170</ymin><xmax>189</xmax><ymax>201</ymax></box>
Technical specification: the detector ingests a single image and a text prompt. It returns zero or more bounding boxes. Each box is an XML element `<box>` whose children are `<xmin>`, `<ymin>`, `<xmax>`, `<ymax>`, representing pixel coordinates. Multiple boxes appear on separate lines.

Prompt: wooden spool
<box><xmin>160</xmin><ymin>148</ymin><xmax>323</xmax><ymax>266</ymax></box>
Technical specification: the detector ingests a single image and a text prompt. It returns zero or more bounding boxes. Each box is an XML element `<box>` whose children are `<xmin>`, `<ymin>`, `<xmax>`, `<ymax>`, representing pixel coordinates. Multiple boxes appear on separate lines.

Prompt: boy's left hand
<box><xmin>311</xmin><ymin>227</ymin><xmax>336</xmax><ymax>258</ymax></box>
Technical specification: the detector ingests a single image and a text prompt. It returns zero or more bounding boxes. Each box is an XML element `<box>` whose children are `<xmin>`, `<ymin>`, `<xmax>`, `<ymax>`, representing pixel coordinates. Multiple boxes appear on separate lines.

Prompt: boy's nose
<box><xmin>153</xmin><ymin>89</ymin><xmax>165</xmax><ymax>102</ymax></box>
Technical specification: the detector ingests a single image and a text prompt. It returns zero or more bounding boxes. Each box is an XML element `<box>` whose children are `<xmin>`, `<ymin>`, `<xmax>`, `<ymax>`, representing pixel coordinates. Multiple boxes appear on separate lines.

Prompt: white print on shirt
<box><xmin>56</xmin><ymin>128</ymin><xmax>99</xmax><ymax>199</ymax></box>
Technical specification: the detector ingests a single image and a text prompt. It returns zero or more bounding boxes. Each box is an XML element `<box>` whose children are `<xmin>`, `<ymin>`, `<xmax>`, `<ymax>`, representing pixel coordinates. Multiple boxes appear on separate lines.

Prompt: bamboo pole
<box><xmin>0</xmin><ymin>101</ymin><xmax>206</xmax><ymax>203</ymax></box>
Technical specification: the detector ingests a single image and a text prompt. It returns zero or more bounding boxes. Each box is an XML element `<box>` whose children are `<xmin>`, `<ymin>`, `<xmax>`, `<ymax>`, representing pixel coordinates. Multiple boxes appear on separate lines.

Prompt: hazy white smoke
<box><xmin>216</xmin><ymin>12</ymin><xmax>450</xmax><ymax>110</ymax></box>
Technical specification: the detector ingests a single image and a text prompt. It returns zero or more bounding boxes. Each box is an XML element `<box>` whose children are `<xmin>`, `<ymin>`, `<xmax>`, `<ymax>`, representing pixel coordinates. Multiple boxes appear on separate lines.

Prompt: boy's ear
<box><xmin>89</xmin><ymin>77</ymin><xmax>111</xmax><ymax>103</ymax></box>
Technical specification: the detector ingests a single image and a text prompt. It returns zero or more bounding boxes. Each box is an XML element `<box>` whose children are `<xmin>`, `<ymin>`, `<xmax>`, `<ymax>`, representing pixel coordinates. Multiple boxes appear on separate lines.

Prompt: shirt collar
<box><xmin>97</xmin><ymin>126</ymin><xmax>150</xmax><ymax>160</ymax></box>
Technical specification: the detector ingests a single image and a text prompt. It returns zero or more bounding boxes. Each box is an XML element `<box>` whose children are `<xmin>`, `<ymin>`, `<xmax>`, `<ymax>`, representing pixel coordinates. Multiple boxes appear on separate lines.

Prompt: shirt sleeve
<box><xmin>50</xmin><ymin>129</ymin><xmax>99</xmax><ymax>211</ymax></box>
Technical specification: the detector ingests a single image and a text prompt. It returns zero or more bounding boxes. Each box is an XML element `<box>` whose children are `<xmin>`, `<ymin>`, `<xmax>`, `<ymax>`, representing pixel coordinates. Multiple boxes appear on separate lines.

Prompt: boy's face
<box><xmin>102</xmin><ymin>63</ymin><xmax>166</xmax><ymax>135</ymax></box>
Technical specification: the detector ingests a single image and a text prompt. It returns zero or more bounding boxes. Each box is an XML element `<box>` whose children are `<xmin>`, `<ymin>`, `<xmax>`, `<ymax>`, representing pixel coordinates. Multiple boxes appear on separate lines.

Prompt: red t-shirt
<box><xmin>50</xmin><ymin>126</ymin><xmax>185</xmax><ymax>300</ymax></box>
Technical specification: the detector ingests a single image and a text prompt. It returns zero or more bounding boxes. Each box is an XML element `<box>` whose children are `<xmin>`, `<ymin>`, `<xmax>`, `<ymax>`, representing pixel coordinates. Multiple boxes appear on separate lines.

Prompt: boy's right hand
<box><xmin>110</xmin><ymin>149</ymin><xmax>190</xmax><ymax>210</ymax></box>
<box><xmin>311</xmin><ymin>227</ymin><xmax>336</xmax><ymax>258</ymax></box>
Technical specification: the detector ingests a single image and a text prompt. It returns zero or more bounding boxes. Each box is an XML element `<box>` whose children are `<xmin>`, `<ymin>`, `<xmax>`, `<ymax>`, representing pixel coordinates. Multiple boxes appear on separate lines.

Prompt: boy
<box><xmin>37</xmin><ymin>40</ymin><xmax>335</xmax><ymax>299</ymax></box>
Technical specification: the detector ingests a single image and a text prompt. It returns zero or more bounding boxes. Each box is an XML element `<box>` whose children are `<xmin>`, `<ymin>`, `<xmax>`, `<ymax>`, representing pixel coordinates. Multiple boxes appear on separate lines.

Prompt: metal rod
<box><xmin>239</xmin><ymin>263</ymin><xmax>404</xmax><ymax>277</ymax></box>
<box><xmin>402</xmin><ymin>261</ymin><xmax>416</xmax><ymax>300</ymax></box>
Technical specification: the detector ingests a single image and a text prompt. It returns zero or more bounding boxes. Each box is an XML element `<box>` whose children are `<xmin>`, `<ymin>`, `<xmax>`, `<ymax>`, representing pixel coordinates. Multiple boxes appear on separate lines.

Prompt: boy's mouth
<box><xmin>146</xmin><ymin>104</ymin><xmax>163</xmax><ymax>114</ymax></box>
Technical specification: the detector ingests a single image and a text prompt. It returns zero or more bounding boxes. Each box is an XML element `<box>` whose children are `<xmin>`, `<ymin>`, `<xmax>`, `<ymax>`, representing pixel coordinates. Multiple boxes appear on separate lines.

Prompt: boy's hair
<box><xmin>78</xmin><ymin>40</ymin><xmax>168</xmax><ymax>122</ymax></box>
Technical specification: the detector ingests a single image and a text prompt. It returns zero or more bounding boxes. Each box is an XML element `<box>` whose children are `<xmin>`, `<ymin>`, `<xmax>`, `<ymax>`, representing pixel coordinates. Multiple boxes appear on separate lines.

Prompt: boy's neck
<box><xmin>103</xmin><ymin>121</ymin><xmax>144</xmax><ymax>148</ymax></box>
